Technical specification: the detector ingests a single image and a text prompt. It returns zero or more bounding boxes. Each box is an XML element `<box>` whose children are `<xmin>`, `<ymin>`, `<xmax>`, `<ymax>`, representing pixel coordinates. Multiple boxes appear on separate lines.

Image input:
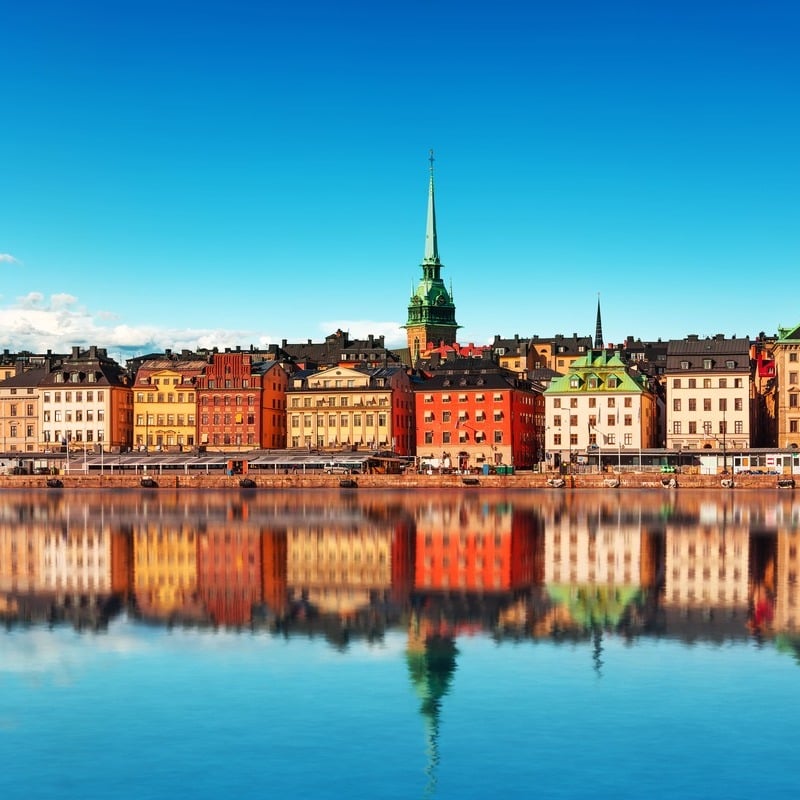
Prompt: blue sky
<box><xmin>2</xmin><ymin>0</ymin><xmax>798</xmax><ymax>359</ymax></box>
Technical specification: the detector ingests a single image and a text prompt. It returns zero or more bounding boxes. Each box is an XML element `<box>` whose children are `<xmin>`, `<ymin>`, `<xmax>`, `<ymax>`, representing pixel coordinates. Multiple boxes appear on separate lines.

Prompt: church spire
<box><xmin>404</xmin><ymin>152</ymin><xmax>460</xmax><ymax>361</ymax></box>
<box><xmin>424</xmin><ymin>149</ymin><xmax>440</xmax><ymax>267</ymax></box>
<box><xmin>594</xmin><ymin>294</ymin><xmax>604</xmax><ymax>349</ymax></box>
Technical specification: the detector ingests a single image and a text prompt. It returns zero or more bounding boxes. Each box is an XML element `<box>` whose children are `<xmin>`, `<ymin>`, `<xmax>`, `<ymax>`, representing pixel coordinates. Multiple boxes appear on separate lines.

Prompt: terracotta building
<box><xmin>196</xmin><ymin>351</ymin><xmax>288</xmax><ymax>451</ymax></box>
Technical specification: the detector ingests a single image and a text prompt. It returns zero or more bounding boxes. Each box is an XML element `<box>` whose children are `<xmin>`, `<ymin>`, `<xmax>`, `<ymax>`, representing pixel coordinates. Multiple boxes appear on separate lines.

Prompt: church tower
<box><xmin>404</xmin><ymin>151</ymin><xmax>460</xmax><ymax>362</ymax></box>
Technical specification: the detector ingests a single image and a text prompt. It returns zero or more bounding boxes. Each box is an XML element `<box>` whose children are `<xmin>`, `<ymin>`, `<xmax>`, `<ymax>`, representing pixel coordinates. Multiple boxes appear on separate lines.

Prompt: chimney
<box><xmin>72</xmin><ymin>346</ymin><xmax>80</xmax><ymax>358</ymax></box>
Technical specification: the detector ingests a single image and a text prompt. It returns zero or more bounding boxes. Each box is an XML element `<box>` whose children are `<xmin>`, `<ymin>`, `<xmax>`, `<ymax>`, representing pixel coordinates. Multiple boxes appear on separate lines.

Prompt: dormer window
<box><xmin>588</xmin><ymin>377</ymin><xmax>598</xmax><ymax>389</ymax></box>
<box><xmin>680</xmin><ymin>361</ymin><xmax>689</xmax><ymax>370</ymax></box>
<box><xmin>55</xmin><ymin>373</ymin><xmax>64</xmax><ymax>383</ymax></box>
<box><xmin>726</xmin><ymin>360</ymin><xmax>735</xmax><ymax>369</ymax></box>
<box><xmin>88</xmin><ymin>373</ymin><xmax>96</xmax><ymax>383</ymax></box>
<box><xmin>569</xmin><ymin>377</ymin><xmax>580</xmax><ymax>388</ymax></box>
<box><xmin>703</xmin><ymin>358</ymin><xmax>713</xmax><ymax>370</ymax></box>
<box><xmin>607</xmin><ymin>376</ymin><xmax>618</xmax><ymax>389</ymax></box>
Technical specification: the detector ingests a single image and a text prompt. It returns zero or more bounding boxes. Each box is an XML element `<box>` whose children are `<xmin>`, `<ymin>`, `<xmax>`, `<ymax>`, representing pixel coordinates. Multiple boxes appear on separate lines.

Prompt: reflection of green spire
<box><xmin>548</xmin><ymin>584</ymin><xmax>640</xmax><ymax>628</ymax></box>
<box><xmin>775</xmin><ymin>635</ymin><xmax>800</xmax><ymax>666</ymax></box>
<box><xmin>407</xmin><ymin>626</ymin><xmax>458</xmax><ymax>798</ymax></box>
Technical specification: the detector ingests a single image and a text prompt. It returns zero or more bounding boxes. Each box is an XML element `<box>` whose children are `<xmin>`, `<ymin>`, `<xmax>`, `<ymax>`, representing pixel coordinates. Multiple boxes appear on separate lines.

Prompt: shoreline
<box><xmin>0</xmin><ymin>471</ymin><xmax>792</xmax><ymax>490</ymax></box>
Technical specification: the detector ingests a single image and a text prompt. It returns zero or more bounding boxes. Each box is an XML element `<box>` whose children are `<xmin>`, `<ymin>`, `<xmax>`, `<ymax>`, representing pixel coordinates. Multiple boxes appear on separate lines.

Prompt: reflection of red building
<box><xmin>262</xmin><ymin>530</ymin><xmax>288</xmax><ymax>617</ymax></box>
<box><xmin>415</xmin><ymin>504</ymin><xmax>539</xmax><ymax>592</ymax></box>
<box><xmin>198</xmin><ymin>529</ymin><xmax>263</xmax><ymax>626</ymax></box>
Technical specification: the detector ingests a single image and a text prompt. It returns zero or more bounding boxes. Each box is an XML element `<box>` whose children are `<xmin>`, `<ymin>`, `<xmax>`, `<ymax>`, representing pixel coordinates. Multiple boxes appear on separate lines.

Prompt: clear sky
<box><xmin>2</xmin><ymin>0</ymin><xmax>798</xmax><ymax>360</ymax></box>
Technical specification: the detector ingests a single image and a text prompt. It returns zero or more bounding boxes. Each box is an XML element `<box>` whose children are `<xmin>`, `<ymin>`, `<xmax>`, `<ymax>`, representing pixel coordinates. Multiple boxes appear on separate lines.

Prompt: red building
<box><xmin>196</xmin><ymin>351</ymin><xmax>287</xmax><ymax>451</ymax></box>
<box><xmin>415</xmin><ymin>356</ymin><xmax>543</xmax><ymax>470</ymax></box>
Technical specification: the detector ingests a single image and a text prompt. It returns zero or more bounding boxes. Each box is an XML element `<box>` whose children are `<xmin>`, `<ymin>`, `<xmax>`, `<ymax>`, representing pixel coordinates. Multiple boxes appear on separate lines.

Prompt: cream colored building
<box><xmin>544</xmin><ymin>349</ymin><xmax>659</xmax><ymax>469</ymax></box>
<box><xmin>287</xmin><ymin>365</ymin><xmax>414</xmax><ymax>455</ymax></box>
<box><xmin>665</xmin><ymin>335</ymin><xmax>752</xmax><ymax>452</ymax></box>
<box><xmin>773</xmin><ymin>323</ymin><xmax>800</xmax><ymax>449</ymax></box>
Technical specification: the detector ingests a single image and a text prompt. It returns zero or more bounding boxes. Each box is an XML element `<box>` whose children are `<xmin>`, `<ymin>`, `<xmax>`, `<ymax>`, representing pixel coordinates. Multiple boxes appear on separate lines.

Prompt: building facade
<box><xmin>39</xmin><ymin>346</ymin><xmax>133</xmax><ymax>452</ymax></box>
<box><xmin>133</xmin><ymin>356</ymin><xmax>206</xmax><ymax>451</ymax></box>
<box><xmin>287</xmin><ymin>364</ymin><xmax>414</xmax><ymax>455</ymax></box>
<box><xmin>195</xmin><ymin>352</ymin><xmax>288</xmax><ymax>451</ymax></box>
<box><xmin>665</xmin><ymin>335</ymin><xmax>752</xmax><ymax>452</ymax></box>
<box><xmin>544</xmin><ymin>349</ymin><xmax>659</xmax><ymax>470</ymax></box>
<box><xmin>415</xmin><ymin>357</ymin><xmax>542</xmax><ymax>470</ymax></box>
<box><xmin>772</xmin><ymin>324</ymin><xmax>800</xmax><ymax>449</ymax></box>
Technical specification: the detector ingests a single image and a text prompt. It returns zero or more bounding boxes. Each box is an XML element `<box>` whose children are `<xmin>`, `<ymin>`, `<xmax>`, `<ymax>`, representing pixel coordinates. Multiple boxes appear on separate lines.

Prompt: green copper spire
<box><xmin>424</xmin><ymin>149</ymin><xmax>440</xmax><ymax>268</ymax></box>
<box><xmin>404</xmin><ymin>151</ymin><xmax>460</xmax><ymax>357</ymax></box>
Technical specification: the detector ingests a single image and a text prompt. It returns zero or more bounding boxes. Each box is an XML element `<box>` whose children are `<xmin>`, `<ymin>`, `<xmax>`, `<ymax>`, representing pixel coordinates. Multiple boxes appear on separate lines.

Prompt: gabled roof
<box><xmin>777</xmin><ymin>323</ymin><xmax>800</xmax><ymax>342</ymax></box>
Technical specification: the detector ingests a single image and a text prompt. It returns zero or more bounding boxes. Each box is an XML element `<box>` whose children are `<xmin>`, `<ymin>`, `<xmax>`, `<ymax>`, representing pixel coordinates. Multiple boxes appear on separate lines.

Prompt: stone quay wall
<box><xmin>0</xmin><ymin>471</ymin><xmax>792</xmax><ymax>491</ymax></box>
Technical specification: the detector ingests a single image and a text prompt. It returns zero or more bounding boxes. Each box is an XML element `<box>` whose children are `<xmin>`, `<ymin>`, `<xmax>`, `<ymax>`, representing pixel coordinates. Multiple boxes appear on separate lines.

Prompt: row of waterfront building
<box><xmin>0</xmin><ymin>325</ymin><xmax>797</xmax><ymax>472</ymax></box>
<box><xmin>2</xmin><ymin>155</ymin><xmax>799</xmax><ymax>468</ymax></box>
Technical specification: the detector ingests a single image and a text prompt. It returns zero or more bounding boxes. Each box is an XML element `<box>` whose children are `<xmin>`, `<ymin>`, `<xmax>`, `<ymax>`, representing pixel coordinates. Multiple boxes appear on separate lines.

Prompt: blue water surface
<box><xmin>2</xmin><ymin>621</ymin><xmax>798</xmax><ymax>800</ymax></box>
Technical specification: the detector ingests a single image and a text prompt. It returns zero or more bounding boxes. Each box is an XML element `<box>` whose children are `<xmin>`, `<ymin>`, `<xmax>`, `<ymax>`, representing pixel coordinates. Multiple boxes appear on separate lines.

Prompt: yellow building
<box><xmin>133</xmin><ymin>358</ymin><xmax>206</xmax><ymax>451</ymax></box>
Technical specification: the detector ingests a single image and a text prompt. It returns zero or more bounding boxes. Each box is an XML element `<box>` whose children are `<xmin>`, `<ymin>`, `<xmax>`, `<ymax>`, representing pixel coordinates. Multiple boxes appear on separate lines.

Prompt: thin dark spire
<box><xmin>594</xmin><ymin>294</ymin><xmax>604</xmax><ymax>349</ymax></box>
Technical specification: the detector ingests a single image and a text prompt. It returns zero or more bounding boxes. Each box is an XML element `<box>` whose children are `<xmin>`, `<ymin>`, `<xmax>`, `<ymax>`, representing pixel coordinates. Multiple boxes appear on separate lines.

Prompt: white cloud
<box><xmin>0</xmin><ymin>253</ymin><xmax>20</xmax><ymax>264</ymax></box>
<box><xmin>0</xmin><ymin>293</ymin><xmax>285</xmax><ymax>357</ymax></box>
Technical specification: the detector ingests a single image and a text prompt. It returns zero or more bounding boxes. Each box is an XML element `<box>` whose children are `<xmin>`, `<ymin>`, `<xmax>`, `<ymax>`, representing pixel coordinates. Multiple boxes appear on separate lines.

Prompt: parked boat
<box><xmin>46</xmin><ymin>478</ymin><xmax>63</xmax><ymax>489</ymax></box>
<box><xmin>603</xmin><ymin>477</ymin><xmax>620</xmax><ymax>488</ymax></box>
<box><xmin>777</xmin><ymin>478</ymin><xmax>795</xmax><ymax>489</ymax></box>
<box><xmin>239</xmin><ymin>477</ymin><xmax>257</xmax><ymax>489</ymax></box>
<box><xmin>140</xmin><ymin>477</ymin><xmax>158</xmax><ymax>488</ymax></box>
<box><xmin>661</xmin><ymin>477</ymin><xmax>678</xmax><ymax>489</ymax></box>
<box><xmin>339</xmin><ymin>478</ymin><xmax>358</xmax><ymax>489</ymax></box>
<box><xmin>721</xmin><ymin>478</ymin><xmax>734</xmax><ymax>489</ymax></box>
<box><xmin>546</xmin><ymin>477</ymin><xmax>566</xmax><ymax>488</ymax></box>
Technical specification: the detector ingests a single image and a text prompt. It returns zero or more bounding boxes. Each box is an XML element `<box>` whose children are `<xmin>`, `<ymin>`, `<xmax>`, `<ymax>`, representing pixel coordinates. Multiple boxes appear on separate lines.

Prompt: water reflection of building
<box><xmin>415</xmin><ymin>502</ymin><xmax>540</xmax><ymax>593</ymax></box>
<box><xmin>286</xmin><ymin>517</ymin><xmax>411</xmax><ymax>619</ymax></box>
<box><xmin>775</xmin><ymin>530</ymin><xmax>800</xmax><ymax>632</ymax></box>
<box><xmin>541</xmin><ymin>498</ymin><xmax>658</xmax><ymax>636</ymax></box>
<box><xmin>134</xmin><ymin>522</ymin><xmax>202</xmax><ymax>621</ymax></box>
<box><xmin>663</xmin><ymin>499</ymin><xmax>750</xmax><ymax>640</ymax></box>
<box><xmin>198</xmin><ymin>527</ymin><xmax>263</xmax><ymax>626</ymax></box>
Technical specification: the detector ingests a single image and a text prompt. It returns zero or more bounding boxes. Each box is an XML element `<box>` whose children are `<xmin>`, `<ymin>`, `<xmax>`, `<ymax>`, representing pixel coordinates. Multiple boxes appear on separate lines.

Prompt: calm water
<box><xmin>2</xmin><ymin>488</ymin><xmax>799</xmax><ymax>799</ymax></box>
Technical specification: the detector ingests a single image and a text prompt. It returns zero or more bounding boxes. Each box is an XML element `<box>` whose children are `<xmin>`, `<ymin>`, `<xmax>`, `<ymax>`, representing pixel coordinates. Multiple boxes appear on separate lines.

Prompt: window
<box><xmin>494</xmin><ymin>430</ymin><xmax>503</xmax><ymax>443</ymax></box>
<box><xmin>442</xmin><ymin>432</ymin><xmax>451</xmax><ymax>444</ymax></box>
<box><xmin>726</xmin><ymin>360</ymin><xmax>735</xmax><ymax>369</ymax></box>
<box><xmin>703</xmin><ymin>359</ymin><xmax>712</xmax><ymax>370</ymax></box>
<box><xmin>553</xmin><ymin>434</ymin><xmax>562</xmax><ymax>445</ymax></box>
<box><xmin>442</xmin><ymin>411</ymin><xmax>451</xmax><ymax>423</ymax></box>
<box><xmin>688</xmin><ymin>379</ymin><xmax>696</xmax><ymax>389</ymax></box>
<box><xmin>704</xmin><ymin>398</ymin><xmax>711</xmax><ymax>411</ymax></box>
<box><xmin>790</xmin><ymin>421</ymin><xmax>798</xmax><ymax>434</ymax></box>
<box><xmin>553</xmin><ymin>398</ymin><xmax>561</xmax><ymax>408</ymax></box>
<box><xmin>680</xmin><ymin>361</ymin><xmax>689</xmax><ymax>370</ymax></box>
<box><xmin>689</xmin><ymin>421</ymin><xmax>696</xmax><ymax>434</ymax></box>
<box><xmin>719</xmin><ymin>398</ymin><xmax>727</xmax><ymax>412</ymax></box>
<box><xmin>791</xmin><ymin>353</ymin><xmax>798</xmax><ymax>363</ymax></box>
<box><xmin>442</xmin><ymin>394</ymin><xmax>451</xmax><ymax>403</ymax></box>
<box><xmin>703</xmin><ymin>421</ymin><xmax>712</xmax><ymax>434</ymax></box>
<box><xmin>673</xmin><ymin>379</ymin><xmax>681</xmax><ymax>389</ymax></box>
<box><xmin>424</xmin><ymin>431</ymin><xmax>433</xmax><ymax>444</ymax></box>
<box><xmin>703</xmin><ymin>378</ymin><xmax>711</xmax><ymax>389</ymax></box>
<box><xmin>689</xmin><ymin>398</ymin><xmax>696</xmax><ymax>411</ymax></box>
<box><xmin>735</xmin><ymin>398</ymin><xmax>743</xmax><ymax>411</ymax></box>
<box><xmin>673</xmin><ymin>421</ymin><xmax>682</xmax><ymax>434</ymax></box>
<box><xmin>719</xmin><ymin>378</ymin><xmax>727</xmax><ymax>389</ymax></box>
<box><xmin>673</xmin><ymin>399</ymin><xmax>681</xmax><ymax>411</ymax></box>
<box><xmin>553</xmin><ymin>415</ymin><xmax>561</xmax><ymax>427</ymax></box>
